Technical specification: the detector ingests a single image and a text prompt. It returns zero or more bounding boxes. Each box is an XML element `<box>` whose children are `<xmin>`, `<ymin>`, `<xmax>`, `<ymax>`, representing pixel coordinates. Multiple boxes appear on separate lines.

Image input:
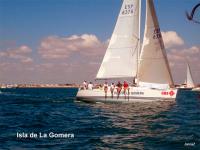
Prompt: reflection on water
<box><xmin>92</xmin><ymin>101</ymin><xmax>175</xmax><ymax>128</ymax></box>
<box><xmin>89</xmin><ymin>101</ymin><xmax>176</xmax><ymax>149</ymax></box>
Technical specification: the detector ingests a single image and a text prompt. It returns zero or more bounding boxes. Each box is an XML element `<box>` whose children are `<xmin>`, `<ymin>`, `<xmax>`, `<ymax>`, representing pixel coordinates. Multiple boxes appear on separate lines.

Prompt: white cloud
<box><xmin>20</xmin><ymin>57</ymin><xmax>33</xmax><ymax>63</ymax></box>
<box><xmin>38</xmin><ymin>34</ymin><xmax>107</xmax><ymax>59</ymax></box>
<box><xmin>162</xmin><ymin>31</ymin><xmax>184</xmax><ymax>48</ymax></box>
<box><xmin>0</xmin><ymin>45</ymin><xmax>33</xmax><ymax>63</ymax></box>
<box><xmin>169</xmin><ymin>46</ymin><xmax>200</xmax><ymax>60</ymax></box>
<box><xmin>182</xmin><ymin>46</ymin><xmax>200</xmax><ymax>55</ymax></box>
<box><xmin>0</xmin><ymin>32</ymin><xmax>199</xmax><ymax>84</ymax></box>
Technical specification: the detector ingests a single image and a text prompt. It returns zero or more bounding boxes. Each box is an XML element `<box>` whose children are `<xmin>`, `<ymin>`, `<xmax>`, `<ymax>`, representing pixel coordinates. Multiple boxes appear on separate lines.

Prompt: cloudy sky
<box><xmin>0</xmin><ymin>0</ymin><xmax>200</xmax><ymax>84</ymax></box>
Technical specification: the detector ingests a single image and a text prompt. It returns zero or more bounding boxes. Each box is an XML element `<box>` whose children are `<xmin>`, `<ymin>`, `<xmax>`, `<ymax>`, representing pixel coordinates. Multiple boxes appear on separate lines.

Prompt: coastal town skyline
<box><xmin>0</xmin><ymin>0</ymin><xmax>200</xmax><ymax>84</ymax></box>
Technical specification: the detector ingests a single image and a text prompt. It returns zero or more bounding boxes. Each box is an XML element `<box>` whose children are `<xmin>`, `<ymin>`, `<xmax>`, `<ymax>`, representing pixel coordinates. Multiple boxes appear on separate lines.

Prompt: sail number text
<box><xmin>153</xmin><ymin>28</ymin><xmax>162</xmax><ymax>39</ymax></box>
<box><xmin>122</xmin><ymin>4</ymin><xmax>134</xmax><ymax>15</ymax></box>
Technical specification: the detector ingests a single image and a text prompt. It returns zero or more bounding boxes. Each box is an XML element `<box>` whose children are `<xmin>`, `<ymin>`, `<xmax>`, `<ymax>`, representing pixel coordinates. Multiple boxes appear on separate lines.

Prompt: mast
<box><xmin>136</xmin><ymin>0</ymin><xmax>141</xmax><ymax>85</ymax></box>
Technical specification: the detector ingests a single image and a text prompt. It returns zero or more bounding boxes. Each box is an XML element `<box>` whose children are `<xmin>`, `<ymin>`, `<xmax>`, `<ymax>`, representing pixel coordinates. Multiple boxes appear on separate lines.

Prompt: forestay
<box><xmin>138</xmin><ymin>0</ymin><xmax>174</xmax><ymax>88</ymax></box>
<box><xmin>96</xmin><ymin>0</ymin><xmax>140</xmax><ymax>79</ymax></box>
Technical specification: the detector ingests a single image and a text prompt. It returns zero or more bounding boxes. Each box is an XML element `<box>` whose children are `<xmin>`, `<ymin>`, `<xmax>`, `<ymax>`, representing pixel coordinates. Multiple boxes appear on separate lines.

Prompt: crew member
<box><xmin>116</xmin><ymin>81</ymin><xmax>122</xmax><ymax>99</ymax></box>
<box><xmin>83</xmin><ymin>80</ymin><xmax>88</xmax><ymax>90</ymax></box>
<box><xmin>103</xmin><ymin>82</ymin><xmax>108</xmax><ymax>98</ymax></box>
<box><xmin>123</xmin><ymin>81</ymin><xmax>129</xmax><ymax>99</ymax></box>
<box><xmin>110</xmin><ymin>83</ymin><xmax>115</xmax><ymax>98</ymax></box>
<box><xmin>88</xmin><ymin>82</ymin><xmax>93</xmax><ymax>90</ymax></box>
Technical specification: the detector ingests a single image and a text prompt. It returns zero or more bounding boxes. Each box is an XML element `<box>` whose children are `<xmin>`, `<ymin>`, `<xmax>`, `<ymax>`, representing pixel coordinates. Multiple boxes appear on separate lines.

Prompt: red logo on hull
<box><xmin>169</xmin><ymin>90</ymin><xmax>175</xmax><ymax>96</ymax></box>
<box><xmin>161</xmin><ymin>90</ymin><xmax>175</xmax><ymax>96</ymax></box>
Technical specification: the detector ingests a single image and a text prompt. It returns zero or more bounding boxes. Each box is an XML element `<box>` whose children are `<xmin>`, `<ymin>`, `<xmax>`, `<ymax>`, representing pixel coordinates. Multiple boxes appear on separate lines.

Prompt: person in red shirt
<box><xmin>123</xmin><ymin>81</ymin><xmax>129</xmax><ymax>99</ymax></box>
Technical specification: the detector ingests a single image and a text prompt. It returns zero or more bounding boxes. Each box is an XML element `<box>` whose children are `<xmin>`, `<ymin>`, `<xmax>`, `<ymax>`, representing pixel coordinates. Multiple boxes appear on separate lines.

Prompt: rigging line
<box><xmin>129</xmin><ymin>35</ymin><xmax>140</xmax><ymax>56</ymax></box>
<box><xmin>132</xmin><ymin>40</ymin><xmax>139</xmax><ymax>56</ymax></box>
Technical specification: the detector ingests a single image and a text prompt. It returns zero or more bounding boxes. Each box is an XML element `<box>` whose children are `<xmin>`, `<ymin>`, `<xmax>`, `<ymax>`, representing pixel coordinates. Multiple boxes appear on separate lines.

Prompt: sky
<box><xmin>0</xmin><ymin>0</ymin><xmax>200</xmax><ymax>84</ymax></box>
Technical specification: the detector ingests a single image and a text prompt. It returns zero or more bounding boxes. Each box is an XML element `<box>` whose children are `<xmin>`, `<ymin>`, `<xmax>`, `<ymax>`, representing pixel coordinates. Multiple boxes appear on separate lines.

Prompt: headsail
<box><xmin>96</xmin><ymin>0</ymin><xmax>140</xmax><ymax>79</ymax></box>
<box><xmin>138</xmin><ymin>0</ymin><xmax>174</xmax><ymax>88</ymax></box>
<box><xmin>186</xmin><ymin>62</ymin><xmax>195</xmax><ymax>87</ymax></box>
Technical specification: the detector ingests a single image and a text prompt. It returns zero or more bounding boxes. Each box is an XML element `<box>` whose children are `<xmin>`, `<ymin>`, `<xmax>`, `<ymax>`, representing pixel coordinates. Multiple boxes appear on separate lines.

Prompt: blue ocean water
<box><xmin>0</xmin><ymin>88</ymin><xmax>200</xmax><ymax>150</ymax></box>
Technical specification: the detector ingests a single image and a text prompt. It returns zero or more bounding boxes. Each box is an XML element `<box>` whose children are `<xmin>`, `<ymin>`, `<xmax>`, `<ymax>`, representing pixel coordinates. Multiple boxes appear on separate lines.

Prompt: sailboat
<box><xmin>183</xmin><ymin>62</ymin><xmax>200</xmax><ymax>92</ymax></box>
<box><xmin>186</xmin><ymin>62</ymin><xmax>195</xmax><ymax>88</ymax></box>
<box><xmin>184</xmin><ymin>62</ymin><xmax>200</xmax><ymax>92</ymax></box>
<box><xmin>179</xmin><ymin>62</ymin><xmax>195</xmax><ymax>90</ymax></box>
<box><xmin>76</xmin><ymin>0</ymin><xmax>178</xmax><ymax>102</ymax></box>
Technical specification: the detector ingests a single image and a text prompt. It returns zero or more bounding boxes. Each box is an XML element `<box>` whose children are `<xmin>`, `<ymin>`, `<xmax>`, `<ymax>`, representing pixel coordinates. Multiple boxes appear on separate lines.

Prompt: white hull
<box><xmin>76</xmin><ymin>87</ymin><xmax>178</xmax><ymax>103</ymax></box>
<box><xmin>192</xmin><ymin>88</ymin><xmax>200</xmax><ymax>92</ymax></box>
<box><xmin>177</xmin><ymin>87</ymin><xmax>193</xmax><ymax>90</ymax></box>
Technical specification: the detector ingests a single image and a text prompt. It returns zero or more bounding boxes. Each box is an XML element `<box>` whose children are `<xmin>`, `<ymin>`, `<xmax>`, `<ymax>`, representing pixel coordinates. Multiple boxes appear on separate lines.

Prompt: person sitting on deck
<box><xmin>116</xmin><ymin>81</ymin><xmax>122</xmax><ymax>99</ymax></box>
<box><xmin>88</xmin><ymin>82</ymin><xmax>93</xmax><ymax>90</ymax></box>
<box><xmin>83</xmin><ymin>80</ymin><xmax>88</xmax><ymax>90</ymax></box>
<box><xmin>133</xmin><ymin>77</ymin><xmax>137</xmax><ymax>86</ymax></box>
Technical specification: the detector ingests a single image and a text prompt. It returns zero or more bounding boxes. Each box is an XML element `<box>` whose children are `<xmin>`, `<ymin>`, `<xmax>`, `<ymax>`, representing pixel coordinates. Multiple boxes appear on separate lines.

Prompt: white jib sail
<box><xmin>96</xmin><ymin>0</ymin><xmax>140</xmax><ymax>79</ymax></box>
<box><xmin>138</xmin><ymin>0</ymin><xmax>174</xmax><ymax>89</ymax></box>
<box><xmin>186</xmin><ymin>62</ymin><xmax>195</xmax><ymax>87</ymax></box>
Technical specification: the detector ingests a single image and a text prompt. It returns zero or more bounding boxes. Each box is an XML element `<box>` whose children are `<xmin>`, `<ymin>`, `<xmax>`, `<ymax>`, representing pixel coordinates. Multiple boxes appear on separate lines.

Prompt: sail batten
<box><xmin>96</xmin><ymin>0</ymin><xmax>140</xmax><ymax>79</ymax></box>
<box><xmin>138</xmin><ymin>0</ymin><xmax>174</xmax><ymax>87</ymax></box>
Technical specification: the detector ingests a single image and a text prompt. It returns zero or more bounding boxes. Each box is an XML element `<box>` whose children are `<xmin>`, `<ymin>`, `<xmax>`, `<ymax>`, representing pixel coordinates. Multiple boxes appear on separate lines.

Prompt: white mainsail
<box><xmin>96</xmin><ymin>0</ymin><xmax>140</xmax><ymax>79</ymax></box>
<box><xmin>186</xmin><ymin>62</ymin><xmax>195</xmax><ymax>87</ymax></box>
<box><xmin>138</xmin><ymin>0</ymin><xmax>174</xmax><ymax>88</ymax></box>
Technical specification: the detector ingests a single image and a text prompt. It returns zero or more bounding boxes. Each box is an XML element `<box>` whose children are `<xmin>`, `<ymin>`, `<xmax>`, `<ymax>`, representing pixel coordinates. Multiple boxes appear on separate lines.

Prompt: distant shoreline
<box><xmin>17</xmin><ymin>86</ymin><xmax>79</xmax><ymax>88</ymax></box>
<box><xmin>0</xmin><ymin>84</ymin><xmax>80</xmax><ymax>89</ymax></box>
